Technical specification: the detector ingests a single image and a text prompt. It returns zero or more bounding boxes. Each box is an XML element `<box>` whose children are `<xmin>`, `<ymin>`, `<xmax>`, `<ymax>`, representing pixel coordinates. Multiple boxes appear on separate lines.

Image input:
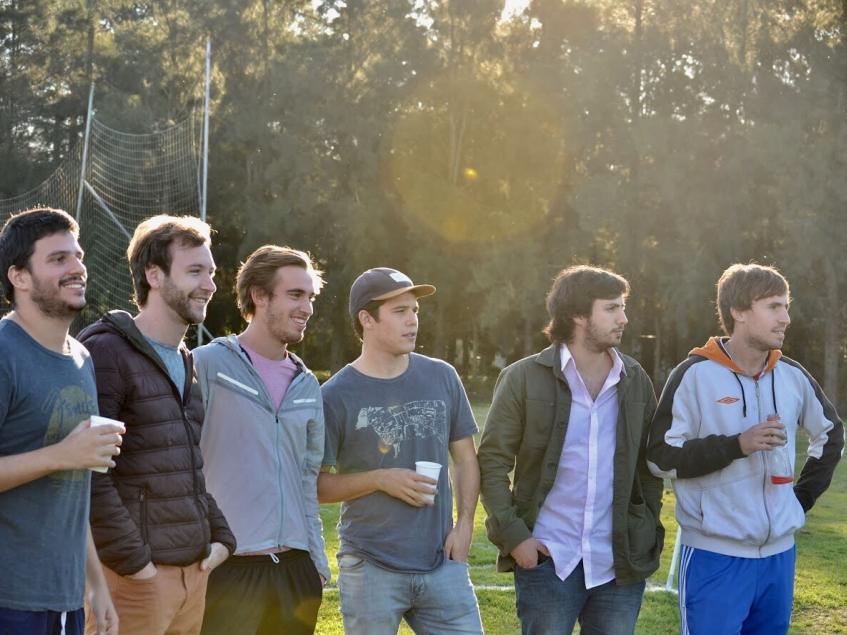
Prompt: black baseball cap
<box><xmin>349</xmin><ymin>267</ymin><xmax>436</xmax><ymax>319</ymax></box>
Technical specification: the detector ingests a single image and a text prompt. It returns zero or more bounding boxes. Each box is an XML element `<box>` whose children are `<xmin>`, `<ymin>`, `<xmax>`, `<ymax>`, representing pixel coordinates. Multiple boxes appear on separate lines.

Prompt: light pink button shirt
<box><xmin>533</xmin><ymin>343</ymin><xmax>624</xmax><ymax>588</ymax></box>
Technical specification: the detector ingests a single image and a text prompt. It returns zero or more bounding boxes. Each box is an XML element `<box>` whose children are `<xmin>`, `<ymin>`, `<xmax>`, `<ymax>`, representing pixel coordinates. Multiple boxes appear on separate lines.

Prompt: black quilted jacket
<box><xmin>78</xmin><ymin>310</ymin><xmax>235</xmax><ymax>575</ymax></box>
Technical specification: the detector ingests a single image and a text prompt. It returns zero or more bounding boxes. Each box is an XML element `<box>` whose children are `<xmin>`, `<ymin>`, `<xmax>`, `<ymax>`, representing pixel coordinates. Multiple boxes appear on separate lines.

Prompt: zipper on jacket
<box><xmin>755</xmin><ymin>379</ymin><xmax>774</xmax><ymax>549</ymax></box>
<box><xmin>111</xmin><ymin>317</ymin><xmax>210</xmax><ymax>548</ymax></box>
<box><xmin>181</xmin><ymin>409</ymin><xmax>210</xmax><ymax>546</ymax></box>
<box><xmin>275</xmin><ymin>413</ymin><xmax>285</xmax><ymax>549</ymax></box>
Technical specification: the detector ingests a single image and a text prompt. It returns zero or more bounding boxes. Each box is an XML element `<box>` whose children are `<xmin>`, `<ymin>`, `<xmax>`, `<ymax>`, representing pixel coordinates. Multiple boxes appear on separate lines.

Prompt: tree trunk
<box><xmin>822</xmin><ymin>259</ymin><xmax>840</xmax><ymax>407</ymax></box>
<box><xmin>433</xmin><ymin>299</ymin><xmax>447</xmax><ymax>360</ymax></box>
<box><xmin>522</xmin><ymin>313</ymin><xmax>534</xmax><ymax>357</ymax></box>
<box><xmin>329</xmin><ymin>297</ymin><xmax>348</xmax><ymax>373</ymax></box>
<box><xmin>652</xmin><ymin>316</ymin><xmax>663</xmax><ymax>388</ymax></box>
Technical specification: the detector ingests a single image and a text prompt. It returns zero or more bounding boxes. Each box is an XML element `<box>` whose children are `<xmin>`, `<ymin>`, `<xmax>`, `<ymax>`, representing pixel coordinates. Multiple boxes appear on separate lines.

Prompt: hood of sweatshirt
<box><xmin>690</xmin><ymin>336</ymin><xmax>781</xmax><ymax>378</ymax></box>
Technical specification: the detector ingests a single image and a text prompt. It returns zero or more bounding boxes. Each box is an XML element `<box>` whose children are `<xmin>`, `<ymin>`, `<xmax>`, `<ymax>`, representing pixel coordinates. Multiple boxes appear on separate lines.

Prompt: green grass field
<box><xmin>314</xmin><ymin>404</ymin><xmax>847</xmax><ymax>634</ymax></box>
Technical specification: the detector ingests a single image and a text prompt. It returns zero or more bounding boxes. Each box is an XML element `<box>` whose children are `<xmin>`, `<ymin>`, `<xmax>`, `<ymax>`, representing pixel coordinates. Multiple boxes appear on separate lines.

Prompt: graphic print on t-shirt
<box><xmin>355</xmin><ymin>400</ymin><xmax>447</xmax><ymax>457</ymax></box>
<box><xmin>43</xmin><ymin>384</ymin><xmax>98</xmax><ymax>482</ymax></box>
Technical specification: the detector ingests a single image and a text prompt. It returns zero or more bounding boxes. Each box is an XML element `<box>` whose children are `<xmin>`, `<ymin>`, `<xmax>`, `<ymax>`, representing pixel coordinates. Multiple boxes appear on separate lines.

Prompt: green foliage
<box><xmin>2</xmin><ymin>0</ymin><xmax>847</xmax><ymax>396</ymax></box>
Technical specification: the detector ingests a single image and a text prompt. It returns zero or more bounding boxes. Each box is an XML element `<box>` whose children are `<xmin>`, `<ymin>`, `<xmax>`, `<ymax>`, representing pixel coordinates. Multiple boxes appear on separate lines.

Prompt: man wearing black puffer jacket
<box><xmin>79</xmin><ymin>215</ymin><xmax>235</xmax><ymax>635</ymax></box>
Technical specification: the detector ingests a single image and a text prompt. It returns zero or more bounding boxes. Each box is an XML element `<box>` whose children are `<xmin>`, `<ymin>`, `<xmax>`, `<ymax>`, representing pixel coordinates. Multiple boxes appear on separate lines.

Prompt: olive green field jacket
<box><xmin>478</xmin><ymin>344</ymin><xmax>664</xmax><ymax>584</ymax></box>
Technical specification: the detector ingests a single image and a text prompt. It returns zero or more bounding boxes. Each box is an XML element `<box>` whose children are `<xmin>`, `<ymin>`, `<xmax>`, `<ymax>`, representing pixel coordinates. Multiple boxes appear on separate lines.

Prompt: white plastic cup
<box><xmin>415</xmin><ymin>461</ymin><xmax>442</xmax><ymax>504</ymax></box>
<box><xmin>89</xmin><ymin>415</ymin><xmax>123</xmax><ymax>473</ymax></box>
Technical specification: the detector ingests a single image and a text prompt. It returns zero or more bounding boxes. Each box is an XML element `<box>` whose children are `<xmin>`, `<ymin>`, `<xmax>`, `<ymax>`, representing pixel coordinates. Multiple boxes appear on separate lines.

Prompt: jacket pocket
<box><xmin>626</xmin><ymin>500</ymin><xmax>663</xmax><ymax>571</ymax></box>
<box><xmin>767</xmin><ymin>485</ymin><xmax>806</xmax><ymax>541</ymax></box>
<box><xmin>699</xmin><ymin>475</ymin><xmax>769</xmax><ymax>545</ymax></box>
<box><xmin>213</xmin><ymin>372</ymin><xmax>267</xmax><ymax>405</ymax></box>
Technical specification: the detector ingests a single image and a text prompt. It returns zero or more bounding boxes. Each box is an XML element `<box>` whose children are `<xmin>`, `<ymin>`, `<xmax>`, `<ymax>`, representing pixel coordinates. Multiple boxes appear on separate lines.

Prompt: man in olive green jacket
<box><xmin>478</xmin><ymin>265</ymin><xmax>664</xmax><ymax>635</ymax></box>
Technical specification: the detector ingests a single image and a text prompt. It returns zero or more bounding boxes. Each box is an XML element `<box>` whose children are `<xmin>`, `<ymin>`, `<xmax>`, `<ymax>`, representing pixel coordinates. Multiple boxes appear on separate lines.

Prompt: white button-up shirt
<box><xmin>533</xmin><ymin>343</ymin><xmax>624</xmax><ymax>588</ymax></box>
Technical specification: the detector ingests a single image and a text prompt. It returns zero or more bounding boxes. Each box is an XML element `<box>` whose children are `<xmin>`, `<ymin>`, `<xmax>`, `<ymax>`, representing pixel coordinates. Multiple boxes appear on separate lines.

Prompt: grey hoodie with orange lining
<box><xmin>647</xmin><ymin>337</ymin><xmax>843</xmax><ymax>558</ymax></box>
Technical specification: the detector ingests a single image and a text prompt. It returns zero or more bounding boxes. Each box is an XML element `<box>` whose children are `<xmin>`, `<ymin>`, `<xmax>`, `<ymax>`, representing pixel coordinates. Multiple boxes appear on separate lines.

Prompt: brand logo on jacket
<box><xmin>716</xmin><ymin>396</ymin><xmax>740</xmax><ymax>404</ymax></box>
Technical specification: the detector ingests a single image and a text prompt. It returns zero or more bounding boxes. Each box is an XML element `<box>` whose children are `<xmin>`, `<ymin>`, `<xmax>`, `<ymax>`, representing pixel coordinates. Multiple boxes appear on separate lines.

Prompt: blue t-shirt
<box><xmin>0</xmin><ymin>319</ymin><xmax>98</xmax><ymax>611</ymax></box>
<box><xmin>144</xmin><ymin>335</ymin><xmax>186</xmax><ymax>398</ymax></box>
<box><xmin>321</xmin><ymin>353</ymin><xmax>478</xmax><ymax>572</ymax></box>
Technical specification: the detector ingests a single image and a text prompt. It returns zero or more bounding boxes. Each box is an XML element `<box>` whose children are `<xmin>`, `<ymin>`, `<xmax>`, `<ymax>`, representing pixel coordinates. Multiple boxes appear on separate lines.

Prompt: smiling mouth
<box><xmin>61</xmin><ymin>278</ymin><xmax>86</xmax><ymax>290</ymax></box>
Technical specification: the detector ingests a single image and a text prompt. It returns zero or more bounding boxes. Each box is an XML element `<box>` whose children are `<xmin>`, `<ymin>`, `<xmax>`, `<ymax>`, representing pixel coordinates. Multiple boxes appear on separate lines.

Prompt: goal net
<box><xmin>0</xmin><ymin>111</ymin><xmax>203</xmax><ymax>332</ymax></box>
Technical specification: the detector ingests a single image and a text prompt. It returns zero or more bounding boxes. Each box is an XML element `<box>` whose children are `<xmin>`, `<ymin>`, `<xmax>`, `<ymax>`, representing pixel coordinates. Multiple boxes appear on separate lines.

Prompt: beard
<box><xmin>31</xmin><ymin>273</ymin><xmax>86</xmax><ymax>319</ymax></box>
<box><xmin>746</xmin><ymin>331</ymin><xmax>783</xmax><ymax>353</ymax></box>
<box><xmin>584</xmin><ymin>320</ymin><xmax>622</xmax><ymax>353</ymax></box>
<box><xmin>265</xmin><ymin>307</ymin><xmax>306</xmax><ymax>346</ymax></box>
<box><xmin>161</xmin><ymin>277</ymin><xmax>208</xmax><ymax>325</ymax></box>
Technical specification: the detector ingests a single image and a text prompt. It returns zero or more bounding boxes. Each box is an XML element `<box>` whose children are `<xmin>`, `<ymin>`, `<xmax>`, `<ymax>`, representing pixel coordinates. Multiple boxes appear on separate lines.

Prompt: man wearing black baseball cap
<box><xmin>319</xmin><ymin>267</ymin><xmax>483</xmax><ymax>634</ymax></box>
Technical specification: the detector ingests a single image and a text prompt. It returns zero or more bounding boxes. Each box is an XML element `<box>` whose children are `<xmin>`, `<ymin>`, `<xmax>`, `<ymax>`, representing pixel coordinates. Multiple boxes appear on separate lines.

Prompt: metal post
<box><xmin>75</xmin><ymin>83</ymin><xmax>95</xmax><ymax>220</ymax></box>
<box><xmin>198</xmin><ymin>38</ymin><xmax>212</xmax><ymax>347</ymax></box>
<box><xmin>665</xmin><ymin>527</ymin><xmax>682</xmax><ymax>592</ymax></box>
<box><xmin>201</xmin><ymin>37</ymin><xmax>211</xmax><ymax>223</ymax></box>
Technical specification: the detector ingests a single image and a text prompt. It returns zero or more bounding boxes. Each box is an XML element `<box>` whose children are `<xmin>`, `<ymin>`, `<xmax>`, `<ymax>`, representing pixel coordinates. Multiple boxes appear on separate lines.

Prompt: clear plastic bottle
<box><xmin>765</xmin><ymin>414</ymin><xmax>793</xmax><ymax>485</ymax></box>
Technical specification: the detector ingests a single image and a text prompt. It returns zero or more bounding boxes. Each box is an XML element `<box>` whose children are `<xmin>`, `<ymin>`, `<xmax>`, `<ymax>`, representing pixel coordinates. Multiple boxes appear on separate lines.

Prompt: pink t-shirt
<box><xmin>240</xmin><ymin>342</ymin><xmax>298</xmax><ymax>411</ymax></box>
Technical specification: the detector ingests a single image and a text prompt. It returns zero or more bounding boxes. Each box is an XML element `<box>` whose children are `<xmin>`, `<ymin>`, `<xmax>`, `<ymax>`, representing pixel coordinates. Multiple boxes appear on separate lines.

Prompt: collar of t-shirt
<box><xmin>143</xmin><ymin>335</ymin><xmax>185</xmax><ymax>398</ymax></box>
<box><xmin>240</xmin><ymin>342</ymin><xmax>298</xmax><ymax>411</ymax></box>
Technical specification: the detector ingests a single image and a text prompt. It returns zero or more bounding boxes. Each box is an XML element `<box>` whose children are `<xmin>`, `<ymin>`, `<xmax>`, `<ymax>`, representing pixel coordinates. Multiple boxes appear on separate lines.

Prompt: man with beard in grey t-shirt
<box><xmin>318</xmin><ymin>267</ymin><xmax>483</xmax><ymax>635</ymax></box>
<box><xmin>0</xmin><ymin>208</ymin><xmax>123</xmax><ymax>635</ymax></box>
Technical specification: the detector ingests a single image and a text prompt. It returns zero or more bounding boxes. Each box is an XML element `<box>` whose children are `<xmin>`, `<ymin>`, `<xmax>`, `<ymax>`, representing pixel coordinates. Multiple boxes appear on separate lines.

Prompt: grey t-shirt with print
<box><xmin>321</xmin><ymin>353</ymin><xmax>478</xmax><ymax>572</ymax></box>
<box><xmin>0</xmin><ymin>319</ymin><xmax>98</xmax><ymax>611</ymax></box>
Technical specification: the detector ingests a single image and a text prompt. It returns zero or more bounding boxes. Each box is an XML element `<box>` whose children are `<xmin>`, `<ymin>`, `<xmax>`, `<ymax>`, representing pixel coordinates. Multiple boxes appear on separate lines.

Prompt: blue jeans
<box><xmin>336</xmin><ymin>554</ymin><xmax>483</xmax><ymax>635</ymax></box>
<box><xmin>514</xmin><ymin>558</ymin><xmax>645</xmax><ymax>635</ymax></box>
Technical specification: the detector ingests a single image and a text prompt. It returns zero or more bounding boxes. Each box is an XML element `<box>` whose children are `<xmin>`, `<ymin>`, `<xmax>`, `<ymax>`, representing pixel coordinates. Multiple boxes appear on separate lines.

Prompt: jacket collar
<box><xmin>534</xmin><ymin>343</ymin><xmax>635</xmax><ymax>383</ymax></box>
<box><xmin>212</xmin><ymin>334</ymin><xmax>308</xmax><ymax>375</ymax></box>
<box><xmin>95</xmin><ymin>309</ymin><xmax>192</xmax><ymax>399</ymax></box>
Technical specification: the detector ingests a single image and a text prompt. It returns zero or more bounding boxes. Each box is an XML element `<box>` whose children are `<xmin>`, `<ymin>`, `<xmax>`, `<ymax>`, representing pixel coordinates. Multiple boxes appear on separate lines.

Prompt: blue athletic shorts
<box><xmin>678</xmin><ymin>545</ymin><xmax>795</xmax><ymax>635</ymax></box>
<box><xmin>0</xmin><ymin>606</ymin><xmax>85</xmax><ymax>635</ymax></box>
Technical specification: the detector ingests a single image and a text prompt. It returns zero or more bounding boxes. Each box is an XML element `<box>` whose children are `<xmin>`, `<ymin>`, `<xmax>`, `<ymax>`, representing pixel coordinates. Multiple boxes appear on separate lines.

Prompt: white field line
<box><xmin>322</xmin><ymin>581</ymin><xmax>675</xmax><ymax>595</ymax></box>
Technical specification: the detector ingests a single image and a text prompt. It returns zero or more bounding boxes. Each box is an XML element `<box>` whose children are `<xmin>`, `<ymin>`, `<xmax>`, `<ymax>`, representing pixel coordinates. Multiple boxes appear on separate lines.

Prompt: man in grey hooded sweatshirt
<box><xmin>193</xmin><ymin>245</ymin><xmax>328</xmax><ymax>635</ymax></box>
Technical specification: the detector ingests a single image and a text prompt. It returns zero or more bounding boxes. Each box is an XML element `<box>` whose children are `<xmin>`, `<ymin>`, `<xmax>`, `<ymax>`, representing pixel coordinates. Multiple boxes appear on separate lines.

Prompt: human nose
<box><xmin>70</xmin><ymin>256</ymin><xmax>86</xmax><ymax>277</ymax></box>
<box><xmin>302</xmin><ymin>297</ymin><xmax>314</xmax><ymax>317</ymax></box>
<box><xmin>202</xmin><ymin>273</ymin><xmax>217</xmax><ymax>294</ymax></box>
<box><xmin>619</xmin><ymin>309</ymin><xmax>628</xmax><ymax>325</ymax></box>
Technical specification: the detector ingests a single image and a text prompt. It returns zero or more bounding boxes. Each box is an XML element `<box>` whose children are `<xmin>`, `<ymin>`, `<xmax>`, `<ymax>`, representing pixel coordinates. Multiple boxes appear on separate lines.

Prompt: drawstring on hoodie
<box><xmin>732</xmin><ymin>362</ymin><xmax>778</xmax><ymax>419</ymax></box>
<box><xmin>771</xmin><ymin>366</ymin><xmax>778</xmax><ymax>416</ymax></box>
<box><xmin>732</xmin><ymin>373</ymin><xmax>748</xmax><ymax>417</ymax></box>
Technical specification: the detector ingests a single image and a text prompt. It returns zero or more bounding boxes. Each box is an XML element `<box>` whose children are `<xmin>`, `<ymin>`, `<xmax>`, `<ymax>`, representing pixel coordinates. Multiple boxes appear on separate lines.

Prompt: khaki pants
<box><xmin>86</xmin><ymin>562</ymin><xmax>209</xmax><ymax>635</ymax></box>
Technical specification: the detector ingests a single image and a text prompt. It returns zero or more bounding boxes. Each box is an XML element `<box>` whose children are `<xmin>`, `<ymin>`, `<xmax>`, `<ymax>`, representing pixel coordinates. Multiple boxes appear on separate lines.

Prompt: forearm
<box><xmin>0</xmin><ymin>444</ymin><xmax>65</xmax><ymax>493</ymax></box>
<box><xmin>648</xmin><ymin>376</ymin><xmax>743</xmax><ymax>479</ymax></box>
<box><xmin>451</xmin><ymin>452</ymin><xmax>480</xmax><ymax>525</ymax></box>
<box><xmin>85</xmin><ymin>527</ymin><xmax>109</xmax><ymax>589</ymax></box>
<box><xmin>478</xmin><ymin>402</ymin><xmax>529</xmax><ymax>551</ymax></box>
<box><xmin>317</xmin><ymin>467</ymin><xmax>384</xmax><ymax>503</ymax></box>
<box><xmin>302</xmin><ymin>464</ymin><xmax>330</xmax><ymax>579</ymax></box>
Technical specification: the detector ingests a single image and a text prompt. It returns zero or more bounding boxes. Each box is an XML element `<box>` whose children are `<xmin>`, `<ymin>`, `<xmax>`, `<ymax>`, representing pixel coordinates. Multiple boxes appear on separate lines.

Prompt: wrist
<box><xmin>43</xmin><ymin>443</ymin><xmax>67</xmax><ymax>472</ymax></box>
<box><xmin>373</xmin><ymin>469</ymin><xmax>388</xmax><ymax>493</ymax></box>
<box><xmin>455</xmin><ymin>511</ymin><xmax>475</xmax><ymax>526</ymax></box>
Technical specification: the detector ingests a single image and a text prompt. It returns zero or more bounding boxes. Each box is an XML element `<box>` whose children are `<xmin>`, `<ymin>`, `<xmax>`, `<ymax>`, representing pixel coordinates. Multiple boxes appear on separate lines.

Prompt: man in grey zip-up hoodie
<box><xmin>647</xmin><ymin>263</ymin><xmax>843</xmax><ymax>635</ymax></box>
<box><xmin>194</xmin><ymin>245</ymin><xmax>328</xmax><ymax>635</ymax></box>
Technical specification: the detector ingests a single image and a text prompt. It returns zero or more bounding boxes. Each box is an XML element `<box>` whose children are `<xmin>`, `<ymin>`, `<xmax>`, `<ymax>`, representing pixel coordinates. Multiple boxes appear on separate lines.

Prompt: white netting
<box><xmin>0</xmin><ymin>112</ymin><xmax>203</xmax><ymax>330</ymax></box>
<box><xmin>0</xmin><ymin>154</ymin><xmax>81</xmax><ymax>218</ymax></box>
